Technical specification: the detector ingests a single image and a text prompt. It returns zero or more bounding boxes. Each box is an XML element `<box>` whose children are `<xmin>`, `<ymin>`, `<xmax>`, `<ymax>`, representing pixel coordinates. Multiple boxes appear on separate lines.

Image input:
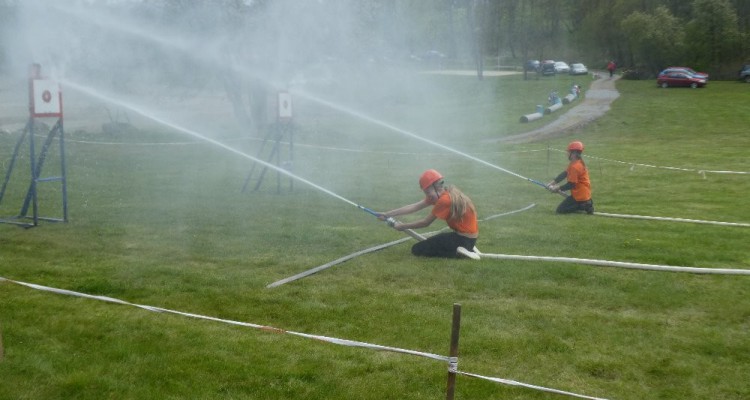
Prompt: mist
<box><xmin>2</xmin><ymin>1</ymin><xmax>461</xmax><ymax>134</ymax></box>
<box><xmin>0</xmin><ymin>0</ymin><xmax>500</xmax><ymax>218</ymax></box>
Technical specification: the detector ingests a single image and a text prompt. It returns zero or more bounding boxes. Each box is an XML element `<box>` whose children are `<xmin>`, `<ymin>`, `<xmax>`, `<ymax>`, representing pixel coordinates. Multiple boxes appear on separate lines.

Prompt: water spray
<box><xmin>60</xmin><ymin>79</ymin><xmax>424</xmax><ymax>240</ymax></box>
<box><xmin>292</xmin><ymin>90</ymin><xmax>557</xmax><ymax>196</ymax></box>
<box><xmin>61</xmin><ymin>79</ymin><xmax>351</xmax><ymax>199</ymax></box>
<box><xmin>47</xmin><ymin>4</ymin><xmax>552</xmax><ymax>198</ymax></box>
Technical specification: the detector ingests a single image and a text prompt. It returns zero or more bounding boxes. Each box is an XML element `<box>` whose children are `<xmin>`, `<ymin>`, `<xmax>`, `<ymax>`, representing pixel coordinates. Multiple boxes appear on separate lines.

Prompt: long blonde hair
<box><xmin>445</xmin><ymin>185</ymin><xmax>475</xmax><ymax>220</ymax></box>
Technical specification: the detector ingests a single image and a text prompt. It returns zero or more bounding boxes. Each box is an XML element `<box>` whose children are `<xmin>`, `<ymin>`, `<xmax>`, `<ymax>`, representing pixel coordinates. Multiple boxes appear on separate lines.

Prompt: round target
<box><xmin>31</xmin><ymin>79</ymin><xmax>62</xmax><ymax>117</ymax></box>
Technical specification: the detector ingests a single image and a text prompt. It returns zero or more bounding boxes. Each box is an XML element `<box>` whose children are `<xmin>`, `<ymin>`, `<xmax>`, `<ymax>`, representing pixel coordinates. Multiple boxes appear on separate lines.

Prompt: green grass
<box><xmin>1</xmin><ymin>73</ymin><xmax>749</xmax><ymax>400</ymax></box>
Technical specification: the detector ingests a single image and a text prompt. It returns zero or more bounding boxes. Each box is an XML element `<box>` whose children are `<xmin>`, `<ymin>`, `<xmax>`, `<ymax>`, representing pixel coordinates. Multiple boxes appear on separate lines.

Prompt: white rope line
<box><xmin>549</xmin><ymin>148</ymin><xmax>749</xmax><ymax>175</ymax></box>
<box><xmin>0</xmin><ymin>276</ymin><xmax>448</xmax><ymax>362</ymax></box>
<box><xmin>267</xmin><ymin>204</ymin><xmax>537</xmax><ymax>288</ymax></box>
<box><xmin>475</xmin><ymin>252</ymin><xmax>750</xmax><ymax>275</ymax></box>
<box><xmin>287</xmin><ymin>331</ymin><xmax>446</xmax><ymax>361</ymax></box>
<box><xmin>458</xmin><ymin>371</ymin><xmax>609</xmax><ymax>400</ymax></box>
<box><xmin>594</xmin><ymin>212</ymin><xmax>750</xmax><ymax>228</ymax></box>
<box><xmin>0</xmin><ymin>275</ymin><xmax>609</xmax><ymax>399</ymax></box>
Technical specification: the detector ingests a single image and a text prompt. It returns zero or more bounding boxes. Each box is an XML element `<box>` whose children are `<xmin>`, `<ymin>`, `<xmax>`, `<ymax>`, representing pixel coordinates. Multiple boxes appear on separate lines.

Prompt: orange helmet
<box><xmin>567</xmin><ymin>141</ymin><xmax>584</xmax><ymax>152</ymax></box>
<box><xmin>419</xmin><ymin>169</ymin><xmax>444</xmax><ymax>190</ymax></box>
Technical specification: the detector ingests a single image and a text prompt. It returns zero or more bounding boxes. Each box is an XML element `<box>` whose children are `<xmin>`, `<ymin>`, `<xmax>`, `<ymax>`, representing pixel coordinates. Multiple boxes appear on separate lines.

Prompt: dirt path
<box><xmin>485</xmin><ymin>72</ymin><xmax>621</xmax><ymax>144</ymax></box>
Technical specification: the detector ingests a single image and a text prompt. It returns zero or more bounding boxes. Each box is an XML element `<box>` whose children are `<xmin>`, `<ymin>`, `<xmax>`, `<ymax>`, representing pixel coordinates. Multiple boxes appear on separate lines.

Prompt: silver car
<box><xmin>554</xmin><ymin>61</ymin><xmax>570</xmax><ymax>73</ymax></box>
<box><xmin>569</xmin><ymin>63</ymin><xmax>588</xmax><ymax>75</ymax></box>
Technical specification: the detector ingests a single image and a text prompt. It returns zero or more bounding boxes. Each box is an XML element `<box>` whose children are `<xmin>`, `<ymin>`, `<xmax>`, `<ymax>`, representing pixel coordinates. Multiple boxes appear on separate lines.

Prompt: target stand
<box><xmin>241</xmin><ymin>91</ymin><xmax>294</xmax><ymax>194</ymax></box>
<box><xmin>0</xmin><ymin>64</ymin><xmax>68</xmax><ymax>228</ymax></box>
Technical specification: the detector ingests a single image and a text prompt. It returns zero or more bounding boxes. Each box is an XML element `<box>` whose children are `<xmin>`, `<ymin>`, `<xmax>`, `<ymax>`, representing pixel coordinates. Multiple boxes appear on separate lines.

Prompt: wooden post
<box><xmin>445</xmin><ymin>303</ymin><xmax>461</xmax><ymax>400</ymax></box>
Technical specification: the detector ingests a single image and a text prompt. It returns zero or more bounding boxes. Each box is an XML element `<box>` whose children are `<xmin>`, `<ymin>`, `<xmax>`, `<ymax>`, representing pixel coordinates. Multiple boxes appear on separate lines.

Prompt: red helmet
<box><xmin>567</xmin><ymin>141</ymin><xmax>584</xmax><ymax>152</ymax></box>
<box><xmin>419</xmin><ymin>169</ymin><xmax>444</xmax><ymax>190</ymax></box>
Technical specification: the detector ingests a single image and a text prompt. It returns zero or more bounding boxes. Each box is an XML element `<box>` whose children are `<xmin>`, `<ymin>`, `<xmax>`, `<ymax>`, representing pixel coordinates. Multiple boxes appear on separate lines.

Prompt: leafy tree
<box><xmin>481</xmin><ymin>0</ymin><xmax>506</xmax><ymax>66</ymax></box>
<box><xmin>464</xmin><ymin>0</ymin><xmax>488</xmax><ymax>79</ymax></box>
<box><xmin>621</xmin><ymin>6</ymin><xmax>685</xmax><ymax>73</ymax></box>
<box><xmin>504</xmin><ymin>0</ymin><xmax>563</xmax><ymax>80</ymax></box>
<box><xmin>685</xmin><ymin>0</ymin><xmax>742</xmax><ymax>71</ymax></box>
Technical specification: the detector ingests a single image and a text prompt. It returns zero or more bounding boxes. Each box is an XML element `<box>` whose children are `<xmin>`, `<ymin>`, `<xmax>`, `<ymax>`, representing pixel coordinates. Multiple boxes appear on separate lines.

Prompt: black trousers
<box><xmin>556</xmin><ymin>195</ymin><xmax>593</xmax><ymax>214</ymax></box>
<box><xmin>411</xmin><ymin>232</ymin><xmax>477</xmax><ymax>258</ymax></box>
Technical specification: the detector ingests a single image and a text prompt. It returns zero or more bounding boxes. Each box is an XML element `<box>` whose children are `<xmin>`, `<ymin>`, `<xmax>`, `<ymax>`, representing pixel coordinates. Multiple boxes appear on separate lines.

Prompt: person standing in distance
<box><xmin>547</xmin><ymin>141</ymin><xmax>594</xmax><ymax>214</ymax></box>
<box><xmin>378</xmin><ymin>169</ymin><xmax>480</xmax><ymax>260</ymax></box>
<box><xmin>607</xmin><ymin>60</ymin><xmax>616</xmax><ymax>78</ymax></box>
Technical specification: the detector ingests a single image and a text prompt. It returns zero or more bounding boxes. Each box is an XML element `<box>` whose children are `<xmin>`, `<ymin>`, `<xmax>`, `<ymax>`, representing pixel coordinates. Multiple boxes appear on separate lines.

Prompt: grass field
<box><xmin>1</xmin><ymin>72</ymin><xmax>749</xmax><ymax>400</ymax></box>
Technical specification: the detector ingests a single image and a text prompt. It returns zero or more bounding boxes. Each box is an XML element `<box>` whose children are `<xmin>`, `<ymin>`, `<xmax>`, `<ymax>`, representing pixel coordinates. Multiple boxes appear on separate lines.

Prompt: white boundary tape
<box><xmin>594</xmin><ymin>212</ymin><xmax>750</xmax><ymax>228</ymax></box>
<box><xmin>1</xmin><ymin>276</ymin><xmax>609</xmax><ymax>399</ymax></box>
<box><xmin>0</xmin><ymin>276</ymin><xmax>447</xmax><ymax>361</ymax></box>
<box><xmin>458</xmin><ymin>371</ymin><xmax>608</xmax><ymax>400</ymax></box>
<box><xmin>549</xmin><ymin>148</ymin><xmax>749</xmax><ymax>175</ymax></box>
<box><xmin>475</xmin><ymin>252</ymin><xmax>750</xmax><ymax>275</ymax></box>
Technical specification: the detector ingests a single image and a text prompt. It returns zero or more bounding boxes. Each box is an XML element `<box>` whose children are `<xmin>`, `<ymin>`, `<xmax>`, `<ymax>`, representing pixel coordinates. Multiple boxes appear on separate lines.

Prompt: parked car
<box><xmin>540</xmin><ymin>60</ymin><xmax>556</xmax><ymax>76</ymax></box>
<box><xmin>569</xmin><ymin>63</ymin><xmax>588</xmax><ymax>75</ymax></box>
<box><xmin>739</xmin><ymin>64</ymin><xmax>750</xmax><ymax>82</ymax></box>
<box><xmin>554</xmin><ymin>61</ymin><xmax>570</xmax><ymax>73</ymax></box>
<box><xmin>657</xmin><ymin>71</ymin><xmax>707</xmax><ymax>88</ymax></box>
<box><xmin>525</xmin><ymin>60</ymin><xmax>540</xmax><ymax>71</ymax></box>
<box><xmin>659</xmin><ymin>67</ymin><xmax>709</xmax><ymax>80</ymax></box>
<box><xmin>672</xmin><ymin>66</ymin><xmax>708</xmax><ymax>79</ymax></box>
<box><xmin>421</xmin><ymin>50</ymin><xmax>446</xmax><ymax>68</ymax></box>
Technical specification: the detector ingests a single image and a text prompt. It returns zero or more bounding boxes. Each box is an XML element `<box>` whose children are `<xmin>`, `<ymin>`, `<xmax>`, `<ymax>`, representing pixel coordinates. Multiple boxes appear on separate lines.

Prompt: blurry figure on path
<box><xmin>607</xmin><ymin>60</ymin><xmax>616</xmax><ymax>78</ymax></box>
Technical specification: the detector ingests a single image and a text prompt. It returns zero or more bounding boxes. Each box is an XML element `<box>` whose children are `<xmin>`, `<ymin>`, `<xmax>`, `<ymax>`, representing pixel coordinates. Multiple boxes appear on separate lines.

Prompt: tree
<box><xmin>464</xmin><ymin>0</ymin><xmax>487</xmax><ymax>79</ymax></box>
<box><xmin>504</xmin><ymin>0</ymin><xmax>564</xmax><ymax>80</ymax></box>
<box><xmin>621</xmin><ymin>6</ymin><xmax>685</xmax><ymax>72</ymax></box>
<box><xmin>685</xmin><ymin>0</ymin><xmax>742</xmax><ymax>71</ymax></box>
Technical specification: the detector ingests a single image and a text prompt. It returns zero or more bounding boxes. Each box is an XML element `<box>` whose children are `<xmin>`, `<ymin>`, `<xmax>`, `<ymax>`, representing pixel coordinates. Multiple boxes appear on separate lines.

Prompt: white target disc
<box><xmin>31</xmin><ymin>79</ymin><xmax>62</xmax><ymax>117</ymax></box>
<box><xmin>278</xmin><ymin>91</ymin><xmax>292</xmax><ymax>119</ymax></box>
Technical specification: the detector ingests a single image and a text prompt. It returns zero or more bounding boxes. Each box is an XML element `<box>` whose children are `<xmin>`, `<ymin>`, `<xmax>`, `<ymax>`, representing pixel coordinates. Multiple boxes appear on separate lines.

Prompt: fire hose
<box><xmin>357</xmin><ymin>205</ymin><xmax>426</xmax><ymax>241</ymax></box>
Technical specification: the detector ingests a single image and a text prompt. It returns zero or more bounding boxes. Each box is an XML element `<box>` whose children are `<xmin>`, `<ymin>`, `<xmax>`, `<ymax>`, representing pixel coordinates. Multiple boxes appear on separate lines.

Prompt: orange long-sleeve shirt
<box><xmin>428</xmin><ymin>192</ymin><xmax>478</xmax><ymax>235</ymax></box>
<box><xmin>567</xmin><ymin>159</ymin><xmax>591</xmax><ymax>201</ymax></box>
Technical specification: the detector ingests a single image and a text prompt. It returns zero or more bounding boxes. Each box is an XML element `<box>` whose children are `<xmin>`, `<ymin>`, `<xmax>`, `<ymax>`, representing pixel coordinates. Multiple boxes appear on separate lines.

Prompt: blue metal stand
<box><xmin>0</xmin><ymin>116</ymin><xmax>68</xmax><ymax>228</ymax></box>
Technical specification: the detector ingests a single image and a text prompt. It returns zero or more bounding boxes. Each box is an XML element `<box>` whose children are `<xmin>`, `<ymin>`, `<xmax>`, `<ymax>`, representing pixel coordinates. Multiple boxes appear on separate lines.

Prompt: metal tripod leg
<box><xmin>20</xmin><ymin>121</ymin><xmax>62</xmax><ymax>217</ymax></box>
<box><xmin>252</xmin><ymin>135</ymin><xmax>282</xmax><ymax>192</ymax></box>
<box><xmin>0</xmin><ymin>122</ymin><xmax>30</xmax><ymax>205</ymax></box>
<box><xmin>241</xmin><ymin>128</ymin><xmax>275</xmax><ymax>193</ymax></box>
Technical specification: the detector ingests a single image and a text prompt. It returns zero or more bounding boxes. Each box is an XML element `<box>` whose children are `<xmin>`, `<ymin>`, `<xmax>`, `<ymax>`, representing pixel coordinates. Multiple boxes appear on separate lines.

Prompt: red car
<box><xmin>664</xmin><ymin>66</ymin><xmax>709</xmax><ymax>80</ymax></box>
<box><xmin>656</xmin><ymin>71</ymin><xmax>707</xmax><ymax>88</ymax></box>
